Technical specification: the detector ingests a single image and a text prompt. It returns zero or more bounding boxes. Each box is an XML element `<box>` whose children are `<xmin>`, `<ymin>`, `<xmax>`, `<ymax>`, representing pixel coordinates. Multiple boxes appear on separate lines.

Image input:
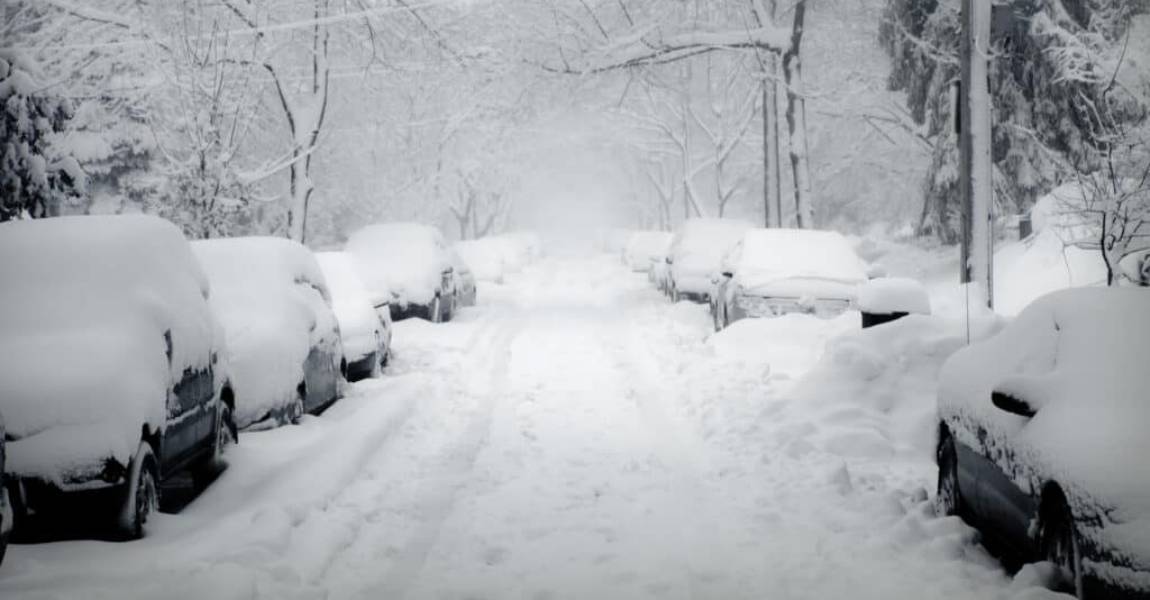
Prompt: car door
<box><xmin>163</xmin><ymin>330</ymin><xmax>215</xmax><ymax>469</ymax></box>
<box><xmin>298</xmin><ymin>283</ymin><xmax>341</xmax><ymax>413</ymax></box>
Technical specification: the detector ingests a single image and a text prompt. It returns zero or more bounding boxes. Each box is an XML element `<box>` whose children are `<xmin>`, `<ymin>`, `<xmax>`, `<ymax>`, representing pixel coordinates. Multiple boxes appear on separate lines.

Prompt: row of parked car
<box><xmin>0</xmin><ymin>215</ymin><xmax>540</xmax><ymax>562</ymax></box>
<box><xmin>622</xmin><ymin>220</ymin><xmax>1149</xmax><ymax>599</ymax></box>
<box><xmin>623</xmin><ymin>218</ymin><xmax>929</xmax><ymax>330</ymax></box>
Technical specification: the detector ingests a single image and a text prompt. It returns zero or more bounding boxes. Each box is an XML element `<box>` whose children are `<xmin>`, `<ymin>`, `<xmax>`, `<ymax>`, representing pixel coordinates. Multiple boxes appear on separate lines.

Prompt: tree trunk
<box><xmin>783</xmin><ymin>0</ymin><xmax>813</xmax><ymax>229</ymax></box>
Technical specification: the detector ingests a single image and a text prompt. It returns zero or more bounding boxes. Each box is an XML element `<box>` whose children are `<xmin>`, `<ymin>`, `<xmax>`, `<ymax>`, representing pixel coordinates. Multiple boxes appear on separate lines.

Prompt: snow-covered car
<box><xmin>1</xmin><ymin>413</ymin><xmax>11</xmax><ymax>565</ymax></box>
<box><xmin>651</xmin><ymin>254</ymin><xmax>672</xmax><ymax>293</ymax></box>
<box><xmin>0</xmin><ymin>215</ymin><xmax>236</xmax><ymax>540</ymax></box>
<box><xmin>667</xmin><ymin>218</ymin><xmax>753</xmax><ymax>303</ymax></box>
<box><xmin>449</xmin><ymin>249</ymin><xmax>478</xmax><ymax>308</ymax></box>
<box><xmin>456</xmin><ymin>238</ymin><xmax>506</xmax><ymax>284</ymax></box>
<box><xmin>935</xmin><ymin>287</ymin><xmax>1150</xmax><ymax>598</ymax></box>
<box><xmin>623</xmin><ymin>231</ymin><xmax>673</xmax><ymax>273</ymax></box>
<box><xmin>712</xmin><ymin>228</ymin><xmax>868</xmax><ymax>329</ymax></box>
<box><xmin>347</xmin><ymin>223</ymin><xmax>456</xmax><ymax>323</ymax></box>
<box><xmin>315</xmin><ymin>251</ymin><xmax>392</xmax><ymax>382</ymax></box>
<box><xmin>193</xmin><ymin>237</ymin><xmax>344</xmax><ymax>430</ymax></box>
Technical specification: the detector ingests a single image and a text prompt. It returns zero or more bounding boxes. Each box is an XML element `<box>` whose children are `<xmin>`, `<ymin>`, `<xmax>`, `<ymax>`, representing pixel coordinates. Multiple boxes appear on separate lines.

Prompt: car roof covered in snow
<box><xmin>192</xmin><ymin>236</ymin><xmax>332</xmax><ymax>304</ymax></box>
<box><xmin>669</xmin><ymin>218</ymin><xmax>753</xmax><ymax>269</ymax></box>
<box><xmin>939</xmin><ymin>287</ymin><xmax>1150</xmax><ymax>520</ymax></box>
<box><xmin>625</xmin><ymin>231</ymin><xmax>673</xmax><ymax>262</ymax></box>
<box><xmin>346</xmin><ymin>223</ymin><xmax>450</xmax><ymax>306</ymax></box>
<box><xmin>733</xmin><ymin>228</ymin><xmax>868</xmax><ymax>287</ymax></box>
<box><xmin>0</xmin><ymin>215</ymin><xmax>219</xmax><ymax>480</ymax></box>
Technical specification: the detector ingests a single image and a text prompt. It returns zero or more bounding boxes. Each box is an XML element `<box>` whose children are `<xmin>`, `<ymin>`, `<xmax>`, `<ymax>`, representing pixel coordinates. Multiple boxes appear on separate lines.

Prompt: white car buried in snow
<box><xmin>347</xmin><ymin>223</ymin><xmax>457</xmax><ymax>323</ymax></box>
<box><xmin>315</xmin><ymin>251</ymin><xmax>393</xmax><ymax>382</ymax></box>
<box><xmin>712</xmin><ymin>228</ymin><xmax>870</xmax><ymax>329</ymax></box>
<box><xmin>623</xmin><ymin>230</ymin><xmax>673</xmax><ymax>273</ymax></box>
<box><xmin>936</xmin><ymin>287</ymin><xmax>1150</xmax><ymax>599</ymax></box>
<box><xmin>666</xmin><ymin>218</ymin><xmax>753</xmax><ymax>303</ymax></box>
<box><xmin>0</xmin><ymin>215</ymin><xmax>236</xmax><ymax>540</ymax></box>
<box><xmin>193</xmin><ymin>237</ymin><xmax>344</xmax><ymax>431</ymax></box>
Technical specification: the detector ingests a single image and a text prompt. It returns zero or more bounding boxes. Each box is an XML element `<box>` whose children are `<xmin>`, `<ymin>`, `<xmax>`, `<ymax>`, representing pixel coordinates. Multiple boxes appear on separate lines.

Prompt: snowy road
<box><xmin>0</xmin><ymin>257</ymin><xmax>1059</xmax><ymax>600</ymax></box>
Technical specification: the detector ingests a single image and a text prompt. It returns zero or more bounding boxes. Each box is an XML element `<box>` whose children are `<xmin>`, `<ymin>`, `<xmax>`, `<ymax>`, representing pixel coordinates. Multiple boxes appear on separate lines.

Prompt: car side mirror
<box><xmin>992</xmin><ymin>391</ymin><xmax>1036</xmax><ymax>418</ymax></box>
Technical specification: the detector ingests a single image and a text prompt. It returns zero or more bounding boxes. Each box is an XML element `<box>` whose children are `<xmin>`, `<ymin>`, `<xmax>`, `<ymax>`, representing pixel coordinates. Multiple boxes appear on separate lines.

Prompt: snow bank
<box><xmin>939</xmin><ymin>287</ymin><xmax>1150</xmax><ymax>564</ymax></box>
<box><xmin>858</xmin><ymin>277</ymin><xmax>931</xmax><ymax>315</ymax></box>
<box><xmin>0</xmin><ymin>215</ymin><xmax>219</xmax><ymax>484</ymax></box>
<box><xmin>346</xmin><ymin>223</ymin><xmax>449</xmax><ymax>307</ymax></box>
<box><xmin>455</xmin><ymin>238</ymin><xmax>507</xmax><ymax>283</ymax></box>
<box><xmin>623</xmin><ymin>230</ymin><xmax>672</xmax><ymax>271</ymax></box>
<box><xmin>193</xmin><ymin>237</ymin><xmax>337</xmax><ymax>429</ymax></box>
<box><xmin>315</xmin><ymin>252</ymin><xmax>383</xmax><ymax>364</ymax></box>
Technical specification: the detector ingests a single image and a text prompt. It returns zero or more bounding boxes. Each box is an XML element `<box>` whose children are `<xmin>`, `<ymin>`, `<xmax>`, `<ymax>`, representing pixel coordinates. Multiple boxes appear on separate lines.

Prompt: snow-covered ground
<box><xmin>0</xmin><ymin>255</ymin><xmax>1065</xmax><ymax>600</ymax></box>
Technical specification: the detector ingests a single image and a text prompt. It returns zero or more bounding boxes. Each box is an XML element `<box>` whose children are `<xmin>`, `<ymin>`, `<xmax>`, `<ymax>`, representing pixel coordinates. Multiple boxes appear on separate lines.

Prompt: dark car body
<box><xmin>0</xmin><ymin>215</ymin><xmax>235</xmax><ymax>538</ymax></box>
<box><xmin>936</xmin><ymin>288</ymin><xmax>1150</xmax><ymax>599</ymax></box>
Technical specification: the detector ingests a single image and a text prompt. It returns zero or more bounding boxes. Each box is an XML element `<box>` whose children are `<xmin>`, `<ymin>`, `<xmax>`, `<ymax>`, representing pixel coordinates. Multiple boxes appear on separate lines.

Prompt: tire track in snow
<box><xmin>322</xmin><ymin>311</ymin><xmax>525</xmax><ymax>600</ymax></box>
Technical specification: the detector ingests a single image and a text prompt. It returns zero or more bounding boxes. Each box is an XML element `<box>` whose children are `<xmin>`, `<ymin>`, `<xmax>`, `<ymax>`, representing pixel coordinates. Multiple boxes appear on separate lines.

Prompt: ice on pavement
<box><xmin>0</xmin><ymin>255</ymin><xmax>1060</xmax><ymax>599</ymax></box>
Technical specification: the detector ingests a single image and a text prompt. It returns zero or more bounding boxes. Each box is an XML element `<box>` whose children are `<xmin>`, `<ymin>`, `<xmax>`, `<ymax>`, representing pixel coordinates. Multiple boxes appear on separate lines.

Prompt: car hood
<box><xmin>737</xmin><ymin>276</ymin><xmax>860</xmax><ymax>302</ymax></box>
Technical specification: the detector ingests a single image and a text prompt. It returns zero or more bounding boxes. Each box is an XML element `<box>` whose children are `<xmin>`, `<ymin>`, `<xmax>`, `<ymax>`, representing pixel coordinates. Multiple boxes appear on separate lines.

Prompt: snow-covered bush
<box><xmin>0</xmin><ymin>51</ymin><xmax>85</xmax><ymax>220</ymax></box>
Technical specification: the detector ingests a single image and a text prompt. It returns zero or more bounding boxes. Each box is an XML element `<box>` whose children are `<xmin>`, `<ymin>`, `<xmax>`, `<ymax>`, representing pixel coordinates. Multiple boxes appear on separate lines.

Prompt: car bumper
<box><xmin>735</xmin><ymin>294</ymin><xmax>852</xmax><ymax>318</ymax></box>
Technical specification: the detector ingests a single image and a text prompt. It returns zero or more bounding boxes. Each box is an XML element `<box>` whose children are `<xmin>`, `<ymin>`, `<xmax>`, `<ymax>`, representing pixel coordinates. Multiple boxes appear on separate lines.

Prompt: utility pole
<box><xmin>959</xmin><ymin>0</ymin><xmax>994</xmax><ymax>308</ymax></box>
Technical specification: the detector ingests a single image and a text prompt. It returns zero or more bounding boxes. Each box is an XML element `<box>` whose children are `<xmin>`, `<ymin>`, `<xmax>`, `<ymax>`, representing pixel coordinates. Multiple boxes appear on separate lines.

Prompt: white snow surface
<box><xmin>858</xmin><ymin>277</ymin><xmax>931</xmax><ymax>315</ymax></box>
<box><xmin>347</xmin><ymin>223</ymin><xmax>450</xmax><ymax>307</ymax></box>
<box><xmin>939</xmin><ymin>287</ymin><xmax>1150</xmax><ymax>575</ymax></box>
<box><xmin>0</xmin><ymin>254</ymin><xmax>1087</xmax><ymax>599</ymax></box>
<box><xmin>315</xmin><ymin>252</ymin><xmax>383</xmax><ymax>363</ymax></box>
<box><xmin>193</xmin><ymin>237</ymin><xmax>337</xmax><ymax>429</ymax></box>
<box><xmin>669</xmin><ymin>218</ymin><xmax>753</xmax><ymax>294</ymax></box>
<box><xmin>0</xmin><ymin>215</ymin><xmax>218</xmax><ymax>483</ymax></box>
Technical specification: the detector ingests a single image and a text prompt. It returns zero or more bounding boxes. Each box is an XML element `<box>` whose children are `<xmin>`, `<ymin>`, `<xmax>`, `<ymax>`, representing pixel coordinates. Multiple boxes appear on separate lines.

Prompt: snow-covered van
<box><xmin>193</xmin><ymin>237</ymin><xmax>344</xmax><ymax>431</ymax></box>
<box><xmin>0</xmin><ymin>215</ymin><xmax>236</xmax><ymax>540</ymax></box>
<box><xmin>936</xmin><ymin>287</ymin><xmax>1150</xmax><ymax>598</ymax></box>
<box><xmin>347</xmin><ymin>223</ymin><xmax>456</xmax><ymax>323</ymax></box>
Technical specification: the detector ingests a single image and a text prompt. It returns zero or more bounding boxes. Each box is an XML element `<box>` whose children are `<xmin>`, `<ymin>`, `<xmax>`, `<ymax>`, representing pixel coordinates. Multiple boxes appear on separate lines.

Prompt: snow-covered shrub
<box><xmin>0</xmin><ymin>51</ymin><xmax>85</xmax><ymax>220</ymax></box>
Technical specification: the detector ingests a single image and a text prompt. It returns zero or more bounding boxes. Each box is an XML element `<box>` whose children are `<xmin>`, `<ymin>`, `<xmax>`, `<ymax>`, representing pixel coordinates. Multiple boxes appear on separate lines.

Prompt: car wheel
<box><xmin>1040</xmin><ymin>493</ymin><xmax>1084</xmax><ymax>598</ymax></box>
<box><xmin>117</xmin><ymin>442</ymin><xmax>158</xmax><ymax>540</ymax></box>
<box><xmin>935</xmin><ymin>433</ymin><xmax>963</xmax><ymax>517</ymax></box>
<box><xmin>430</xmin><ymin>295</ymin><xmax>442</xmax><ymax>323</ymax></box>
<box><xmin>290</xmin><ymin>385</ymin><xmax>306</xmax><ymax>425</ymax></box>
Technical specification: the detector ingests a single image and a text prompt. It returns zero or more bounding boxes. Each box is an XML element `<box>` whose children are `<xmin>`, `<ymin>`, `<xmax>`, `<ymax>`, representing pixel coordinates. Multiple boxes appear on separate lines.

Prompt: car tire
<box><xmin>430</xmin><ymin>295</ymin><xmax>442</xmax><ymax>323</ymax></box>
<box><xmin>117</xmin><ymin>442</ymin><xmax>158</xmax><ymax>540</ymax></box>
<box><xmin>290</xmin><ymin>385</ymin><xmax>306</xmax><ymax>425</ymax></box>
<box><xmin>935</xmin><ymin>433</ymin><xmax>963</xmax><ymax>518</ymax></box>
<box><xmin>195</xmin><ymin>399</ymin><xmax>237</xmax><ymax>486</ymax></box>
<box><xmin>1040</xmin><ymin>492</ymin><xmax>1085</xmax><ymax>598</ymax></box>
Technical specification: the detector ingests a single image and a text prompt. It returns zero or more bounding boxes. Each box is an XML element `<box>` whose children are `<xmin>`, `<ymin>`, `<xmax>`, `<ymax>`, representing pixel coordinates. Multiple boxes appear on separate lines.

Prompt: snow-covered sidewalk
<box><xmin>0</xmin><ymin>256</ymin><xmax>1061</xmax><ymax>600</ymax></box>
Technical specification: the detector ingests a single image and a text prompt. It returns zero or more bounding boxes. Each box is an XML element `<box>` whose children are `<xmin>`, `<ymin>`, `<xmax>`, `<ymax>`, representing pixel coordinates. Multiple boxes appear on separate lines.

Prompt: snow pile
<box><xmin>858</xmin><ymin>277</ymin><xmax>931</xmax><ymax>315</ymax></box>
<box><xmin>314</xmin><ymin>252</ymin><xmax>383</xmax><ymax>364</ymax></box>
<box><xmin>623</xmin><ymin>230</ymin><xmax>672</xmax><ymax>271</ymax></box>
<box><xmin>455</xmin><ymin>238</ymin><xmax>507</xmax><ymax>283</ymax></box>
<box><xmin>669</xmin><ymin>218</ymin><xmax>753</xmax><ymax>294</ymax></box>
<box><xmin>734</xmin><ymin>228</ymin><xmax>869</xmax><ymax>291</ymax></box>
<box><xmin>939</xmin><ymin>287</ymin><xmax>1150</xmax><ymax>579</ymax></box>
<box><xmin>347</xmin><ymin>223</ymin><xmax>450</xmax><ymax>307</ymax></box>
<box><xmin>0</xmin><ymin>215</ymin><xmax>219</xmax><ymax>484</ymax></box>
<box><xmin>193</xmin><ymin>237</ymin><xmax>337</xmax><ymax>429</ymax></box>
